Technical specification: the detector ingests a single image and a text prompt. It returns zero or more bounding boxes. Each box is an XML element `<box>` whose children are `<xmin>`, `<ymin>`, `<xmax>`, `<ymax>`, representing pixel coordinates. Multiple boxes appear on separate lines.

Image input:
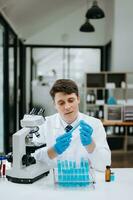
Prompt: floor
<box><xmin>111</xmin><ymin>152</ymin><xmax>133</xmax><ymax>168</ymax></box>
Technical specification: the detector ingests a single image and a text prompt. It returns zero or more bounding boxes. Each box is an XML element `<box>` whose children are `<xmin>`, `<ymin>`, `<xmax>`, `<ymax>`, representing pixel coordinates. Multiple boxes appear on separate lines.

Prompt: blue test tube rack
<box><xmin>55</xmin><ymin>158</ymin><xmax>90</xmax><ymax>187</ymax></box>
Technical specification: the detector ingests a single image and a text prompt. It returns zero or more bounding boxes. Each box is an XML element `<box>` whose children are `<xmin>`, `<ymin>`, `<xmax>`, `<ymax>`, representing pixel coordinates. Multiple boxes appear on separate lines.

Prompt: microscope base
<box><xmin>6</xmin><ymin>171</ymin><xmax>49</xmax><ymax>184</ymax></box>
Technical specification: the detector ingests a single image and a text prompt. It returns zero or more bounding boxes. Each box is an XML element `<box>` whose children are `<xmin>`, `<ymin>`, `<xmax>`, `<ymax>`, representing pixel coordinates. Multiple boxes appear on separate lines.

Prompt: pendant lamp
<box><xmin>86</xmin><ymin>0</ymin><xmax>105</xmax><ymax>19</ymax></box>
<box><xmin>79</xmin><ymin>19</ymin><xmax>95</xmax><ymax>32</ymax></box>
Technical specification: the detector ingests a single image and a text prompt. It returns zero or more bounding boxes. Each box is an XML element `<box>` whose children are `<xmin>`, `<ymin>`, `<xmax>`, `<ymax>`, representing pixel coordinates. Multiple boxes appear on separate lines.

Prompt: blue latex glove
<box><xmin>53</xmin><ymin>132</ymin><xmax>72</xmax><ymax>155</ymax></box>
<box><xmin>79</xmin><ymin>120</ymin><xmax>93</xmax><ymax>146</ymax></box>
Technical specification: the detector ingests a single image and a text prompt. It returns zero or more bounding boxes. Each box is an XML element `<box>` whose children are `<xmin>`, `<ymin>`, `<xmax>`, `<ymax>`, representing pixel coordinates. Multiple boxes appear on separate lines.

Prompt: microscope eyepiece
<box><xmin>37</xmin><ymin>108</ymin><xmax>44</xmax><ymax>115</ymax></box>
<box><xmin>29</xmin><ymin>107</ymin><xmax>46</xmax><ymax>119</ymax></box>
<box><xmin>29</xmin><ymin>108</ymin><xmax>36</xmax><ymax>115</ymax></box>
<box><xmin>35</xmin><ymin>132</ymin><xmax>40</xmax><ymax>138</ymax></box>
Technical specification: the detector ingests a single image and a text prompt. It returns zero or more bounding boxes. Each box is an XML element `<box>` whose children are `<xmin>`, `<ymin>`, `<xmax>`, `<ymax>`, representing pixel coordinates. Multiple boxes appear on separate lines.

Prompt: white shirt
<box><xmin>34</xmin><ymin>112</ymin><xmax>111</xmax><ymax>172</ymax></box>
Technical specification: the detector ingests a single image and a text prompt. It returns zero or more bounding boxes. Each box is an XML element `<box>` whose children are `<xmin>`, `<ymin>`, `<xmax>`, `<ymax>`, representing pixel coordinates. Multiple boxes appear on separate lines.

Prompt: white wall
<box><xmin>27</xmin><ymin>2</ymin><xmax>110</xmax><ymax>46</ymax></box>
<box><xmin>112</xmin><ymin>0</ymin><xmax>133</xmax><ymax>72</ymax></box>
<box><xmin>104</xmin><ymin>0</ymin><xmax>114</xmax><ymax>43</ymax></box>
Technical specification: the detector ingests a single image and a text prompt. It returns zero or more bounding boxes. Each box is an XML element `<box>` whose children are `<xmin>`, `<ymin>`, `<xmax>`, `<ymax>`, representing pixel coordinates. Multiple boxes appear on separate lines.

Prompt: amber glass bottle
<box><xmin>105</xmin><ymin>166</ymin><xmax>111</xmax><ymax>182</ymax></box>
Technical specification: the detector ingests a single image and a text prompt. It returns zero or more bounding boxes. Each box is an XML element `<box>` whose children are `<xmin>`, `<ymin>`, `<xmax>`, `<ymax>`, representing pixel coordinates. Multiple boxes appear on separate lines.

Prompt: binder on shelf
<box><xmin>123</xmin><ymin>105</ymin><xmax>133</xmax><ymax>121</ymax></box>
<box><xmin>104</xmin><ymin>105</ymin><xmax>123</xmax><ymax>122</ymax></box>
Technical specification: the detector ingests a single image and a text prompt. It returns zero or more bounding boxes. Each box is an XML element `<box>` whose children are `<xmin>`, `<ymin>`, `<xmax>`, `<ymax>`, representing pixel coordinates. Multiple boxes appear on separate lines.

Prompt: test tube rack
<box><xmin>54</xmin><ymin>159</ymin><xmax>95</xmax><ymax>187</ymax></box>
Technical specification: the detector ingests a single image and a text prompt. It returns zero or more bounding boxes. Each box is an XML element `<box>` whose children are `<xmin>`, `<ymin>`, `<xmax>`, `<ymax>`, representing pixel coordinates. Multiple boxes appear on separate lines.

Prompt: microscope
<box><xmin>6</xmin><ymin>108</ymin><xmax>49</xmax><ymax>184</ymax></box>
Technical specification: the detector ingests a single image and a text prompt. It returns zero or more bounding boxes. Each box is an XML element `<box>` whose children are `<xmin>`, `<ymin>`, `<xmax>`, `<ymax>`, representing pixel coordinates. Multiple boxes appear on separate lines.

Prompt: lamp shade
<box><xmin>79</xmin><ymin>19</ymin><xmax>95</xmax><ymax>32</ymax></box>
<box><xmin>86</xmin><ymin>1</ymin><xmax>105</xmax><ymax>19</ymax></box>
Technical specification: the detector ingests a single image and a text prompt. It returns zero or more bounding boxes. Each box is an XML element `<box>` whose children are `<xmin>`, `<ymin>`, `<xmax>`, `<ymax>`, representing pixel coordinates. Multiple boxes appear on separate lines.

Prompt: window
<box><xmin>31</xmin><ymin>47</ymin><xmax>101</xmax><ymax>115</ymax></box>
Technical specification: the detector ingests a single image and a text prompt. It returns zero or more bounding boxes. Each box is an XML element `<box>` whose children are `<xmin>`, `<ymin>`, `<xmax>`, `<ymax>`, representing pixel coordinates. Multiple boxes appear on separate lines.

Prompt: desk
<box><xmin>0</xmin><ymin>168</ymin><xmax>133</xmax><ymax>200</ymax></box>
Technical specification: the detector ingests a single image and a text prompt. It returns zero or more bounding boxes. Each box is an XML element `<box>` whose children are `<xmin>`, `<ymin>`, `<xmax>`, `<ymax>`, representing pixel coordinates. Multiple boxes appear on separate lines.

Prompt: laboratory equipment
<box><xmin>105</xmin><ymin>165</ymin><xmax>111</xmax><ymax>182</ymax></box>
<box><xmin>110</xmin><ymin>172</ymin><xmax>115</xmax><ymax>181</ymax></box>
<box><xmin>0</xmin><ymin>155</ymin><xmax>6</xmax><ymax>178</ymax></box>
<box><xmin>67</xmin><ymin>121</ymin><xmax>80</xmax><ymax>134</ymax></box>
<box><xmin>54</xmin><ymin>158</ymin><xmax>95</xmax><ymax>188</ymax></box>
<box><xmin>6</xmin><ymin>108</ymin><xmax>49</xmax><ymax>184</ymax></box>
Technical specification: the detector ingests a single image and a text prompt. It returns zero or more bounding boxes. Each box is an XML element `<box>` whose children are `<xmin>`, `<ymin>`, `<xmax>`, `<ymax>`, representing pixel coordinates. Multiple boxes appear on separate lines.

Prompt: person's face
<box><xmin>54</xmin><ymin>92</ymin><xmax>80</xmax><ymax>124</ymax></box>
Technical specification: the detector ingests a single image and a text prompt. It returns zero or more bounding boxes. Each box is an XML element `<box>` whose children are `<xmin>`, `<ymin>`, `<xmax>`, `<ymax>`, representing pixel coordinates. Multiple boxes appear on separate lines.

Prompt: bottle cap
<box><xmin>0</xmin><ymin>156</ymin><xmax>7</xmax><ymax>160</ymax></box>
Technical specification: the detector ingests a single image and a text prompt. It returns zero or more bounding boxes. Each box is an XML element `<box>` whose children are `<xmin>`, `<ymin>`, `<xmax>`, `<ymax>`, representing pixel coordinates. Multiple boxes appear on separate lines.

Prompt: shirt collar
<box><xmin>59</xmin><ymin>112</ymin><xmax>80</xmax><ymax>129</ymax></box>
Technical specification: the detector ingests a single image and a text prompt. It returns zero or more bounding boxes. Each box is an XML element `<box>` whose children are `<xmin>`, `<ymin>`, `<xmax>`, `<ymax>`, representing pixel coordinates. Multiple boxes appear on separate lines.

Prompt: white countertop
<box><xmin>0</xmin><ymin>168</ymin><xmax>133</xmax><ymax>200</ymax></box>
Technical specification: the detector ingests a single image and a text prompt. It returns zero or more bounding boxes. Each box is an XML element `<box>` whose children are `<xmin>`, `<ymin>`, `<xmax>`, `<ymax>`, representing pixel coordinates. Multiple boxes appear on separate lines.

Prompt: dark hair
<box><xmin>50</xmin><ymin>79</ymin><xmax>79</xmax><ymax>100</ymax></box>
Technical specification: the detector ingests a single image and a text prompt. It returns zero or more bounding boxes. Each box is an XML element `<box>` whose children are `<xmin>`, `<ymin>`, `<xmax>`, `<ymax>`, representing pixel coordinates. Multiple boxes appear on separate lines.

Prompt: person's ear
<box><xmin>77</xmin><ymin>96</ymin><xmax>80</xmax><ymax>104</ymax></box>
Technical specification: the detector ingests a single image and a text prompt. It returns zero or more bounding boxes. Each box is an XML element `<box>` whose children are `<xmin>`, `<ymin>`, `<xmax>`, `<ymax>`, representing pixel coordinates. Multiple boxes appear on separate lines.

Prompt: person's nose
<box><xmin>64</xmin><ymin>102</ymin><xmax>71</xmax><ymax>110</ymax></box>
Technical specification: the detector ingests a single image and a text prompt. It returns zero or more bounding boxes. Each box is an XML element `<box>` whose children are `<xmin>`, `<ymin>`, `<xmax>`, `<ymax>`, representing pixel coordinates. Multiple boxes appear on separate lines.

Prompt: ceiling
<box><xmin>0</xmin><ymin>0</ymin><xmax>108</xmax><ymax>45</ymax></box>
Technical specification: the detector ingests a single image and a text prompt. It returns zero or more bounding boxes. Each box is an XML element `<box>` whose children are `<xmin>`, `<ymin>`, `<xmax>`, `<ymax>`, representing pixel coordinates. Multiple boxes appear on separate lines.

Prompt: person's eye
<box><xmin>68</xmin><ymin>98</ymin><xmax>75</xmax><ymax>103</ymax></box>
<box><xmin>58</xmin><ymin>102</ymin><xmax>64</xmax><ymax>106</ymax></box>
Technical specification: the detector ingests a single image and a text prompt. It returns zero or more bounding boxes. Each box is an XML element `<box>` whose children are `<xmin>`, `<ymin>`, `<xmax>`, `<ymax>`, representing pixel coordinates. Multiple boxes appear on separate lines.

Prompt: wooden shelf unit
<box><xmin>103</xmin><ymin>120</ymin><xmax>133</xmax><ymax>152</ymax></box>
<box><xmin>84</xmin><ymin>72</ymin><xmax>133</xmax><ymax>152</ymax></box>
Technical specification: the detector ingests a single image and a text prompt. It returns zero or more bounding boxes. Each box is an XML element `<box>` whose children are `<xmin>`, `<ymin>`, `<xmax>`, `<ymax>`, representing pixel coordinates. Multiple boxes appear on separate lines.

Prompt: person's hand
<box><xmin>53</xmin><ymin>132</ymin><xmax>72</xmax><ymax>155</ymax></box>
<box><xmin>79</xmin><ymin>120</ymin><xmax>93</xmax><ymax>146</ymax></box>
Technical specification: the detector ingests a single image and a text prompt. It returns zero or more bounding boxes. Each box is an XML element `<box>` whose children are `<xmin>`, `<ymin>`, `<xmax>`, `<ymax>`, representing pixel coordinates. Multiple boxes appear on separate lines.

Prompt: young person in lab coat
<box><xmin>34</xmin><ymin>79</ymin><xmax>111</xmax><ymax>171</ymax></box>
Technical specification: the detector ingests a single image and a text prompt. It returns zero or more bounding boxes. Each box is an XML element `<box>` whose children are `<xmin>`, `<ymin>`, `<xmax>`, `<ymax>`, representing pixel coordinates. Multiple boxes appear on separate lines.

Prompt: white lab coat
<box><xmin>34</xmin><ymin>112</ymin><xmax>111</xmax><ymax>172</ymax></box>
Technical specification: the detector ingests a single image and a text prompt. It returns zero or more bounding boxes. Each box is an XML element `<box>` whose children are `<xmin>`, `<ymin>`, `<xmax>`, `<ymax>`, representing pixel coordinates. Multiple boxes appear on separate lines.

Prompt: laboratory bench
<box><xmin>0</xmin><ymin>168</ymin><xmax>133</xmax><ymax>200</ymax></box>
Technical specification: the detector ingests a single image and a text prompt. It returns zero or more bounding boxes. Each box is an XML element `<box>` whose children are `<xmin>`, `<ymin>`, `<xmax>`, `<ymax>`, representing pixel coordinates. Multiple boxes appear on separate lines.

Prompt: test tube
<box><xmin>65</xmin><ymin>160</ymin><xmax>68</xmax><ymax>169</ymax></box>
<box><xmin>0</xmin><ymin>156</ymin><xmax>6</xmax><ymax>177</ymax></box>
<box><xmin>2</xmin><ymin>163</ymin><xmax>6</xmax><ymax>177</ymax></box>
<box><xmin>69</xmin><ymin>121</ymin><xmax>80</xmax><ymax>134</ymax></box>
<box><xmin>57</xmin><ymin>160</ymin><xmax>61</xmax><ymax>173</ymax></box>
<box><xmin>80</xmin><ymin>158</ymin><xmax>84</xmax><ymax>168</ymax></box>
<box><xmin>69</xmin><ymin>160</ymin><xmax>73</xmax><ymax>169</ymax></box>
<box><xmin>0</xmin><ymin>157</ymin><xmax>2</xmax><ymax>177</ymax></box>
<box><xmin>73</xmin><ymin>161</ymin><xmax>76</xmax><ymax>168</ymax></box>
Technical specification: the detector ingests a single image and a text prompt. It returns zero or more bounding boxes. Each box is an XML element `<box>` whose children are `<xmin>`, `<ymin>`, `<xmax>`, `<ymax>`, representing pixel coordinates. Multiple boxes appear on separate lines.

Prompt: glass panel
<box><xmin>8</xmin><ymin>31</ymin><xmax>16</xmax><ymax>138</ymax></box>
<box><xmin>31</xmin><ymin>48</ymin><xmax>101</xmax><ymax>115</ymax></box>
<box><xmin>33</xmin><ymin>48</ymin><xmax>65</xmax><ymax>82</ymax></box>
<box><xmin>32</xmin><ymin>48</ymin><xmax>65</xmax><ymax>116</ymax></box>
<box><xmin>9</xmin><ymin>46</ymin><xmax>15</xmax><ymax>134</ymax></box>
<box><xmin>69</xmin><ymin>48</ymin><xmax>101</xmax><ymax>83</ymax></box>
<box><xmin>69</xmin><ymin>48</ymin><xmax>101</xmax><ymax>112</ymax></box>
<box><xmin>0</xmin><ymin>24</ymin><xmax>4</xmax><ymax>152</ymax></box>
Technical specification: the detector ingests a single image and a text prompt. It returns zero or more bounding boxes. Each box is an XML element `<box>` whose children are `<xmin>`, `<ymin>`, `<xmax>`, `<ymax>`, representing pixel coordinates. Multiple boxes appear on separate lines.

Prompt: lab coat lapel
<box><xmin>52</xmin><ymin>114</ymin><xmax>64</xmax><ymax>138</ymax></box>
